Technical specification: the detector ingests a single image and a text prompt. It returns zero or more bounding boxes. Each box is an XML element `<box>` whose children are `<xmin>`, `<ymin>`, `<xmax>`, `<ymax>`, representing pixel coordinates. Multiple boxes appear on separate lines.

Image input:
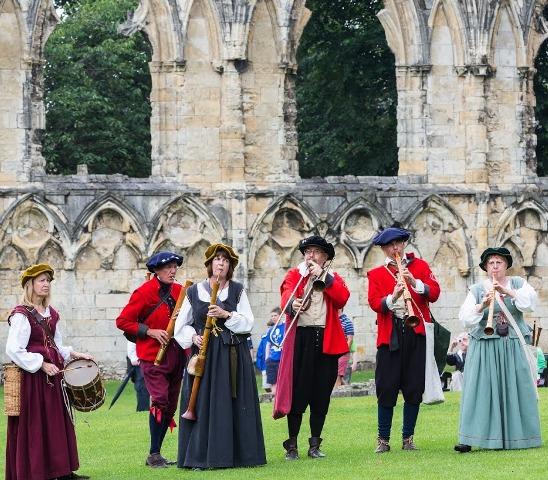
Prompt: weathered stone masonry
<box><xmin>0</xmin><ymin>0</ymin><xmax>546</xmax><ymax>375</ymax></box>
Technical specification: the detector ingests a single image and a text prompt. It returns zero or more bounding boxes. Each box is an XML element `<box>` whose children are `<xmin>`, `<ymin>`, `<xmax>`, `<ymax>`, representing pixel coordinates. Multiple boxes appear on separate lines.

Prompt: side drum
<box><xmin>63</xmin><ymin>358</ymin><xmax>106</xmax><ymax>412</ymax></box>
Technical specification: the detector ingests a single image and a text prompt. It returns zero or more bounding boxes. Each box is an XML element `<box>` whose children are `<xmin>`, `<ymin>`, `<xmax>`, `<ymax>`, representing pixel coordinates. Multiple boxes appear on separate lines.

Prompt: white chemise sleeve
<box><xmin>127</xmin><ymin>341</ymin><xmax>138</xmax><ymax>364</ymax></box>
<box><xmin>53</xmin><ymin>321</ymin><xmax>73</xmax><ymax>362</ymax></box>
<box><xmin>225</xmin><ymin>288</ymin><xmax>254</xmax><ymax>334</ymax></box>
<box><xmin>513</xmin><ymin>279</ymin><xmax>537</xmax><ymax>312</ymax></box>
<box><xmin>459</xmin><ymin>290</ymin><xmax>484</xmax><ymax>330</ymax></box>
<box><xmin>173</xmin><ymin>296</ymin><xmax>196</xmax><ymax>349</ymax></box>
<box><xmin>5</xmin><ymin>313</ymin><xmax>44</xmax><ymax>373</ymax></box>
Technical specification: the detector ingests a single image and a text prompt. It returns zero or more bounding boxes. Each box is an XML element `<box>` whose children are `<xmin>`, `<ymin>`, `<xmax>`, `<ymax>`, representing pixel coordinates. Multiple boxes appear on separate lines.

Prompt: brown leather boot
<box><xmin>308</xmin><ymin>437</ymin><xmax>326</xmax><ymax>458</ymax></box>
<box><xmin>375</xmin><ymin>437</ymin><xmax>390</xmax><ymax>453</ymax></box>
<box><xmin>283</xmin><ymin>437</ymin><xmax>299</xmax><ymax>460</ymax></box>
<box><xmin>402</xmin><ymin>436</ymin><xmax>418</xmax><ymax>450</ymax></box>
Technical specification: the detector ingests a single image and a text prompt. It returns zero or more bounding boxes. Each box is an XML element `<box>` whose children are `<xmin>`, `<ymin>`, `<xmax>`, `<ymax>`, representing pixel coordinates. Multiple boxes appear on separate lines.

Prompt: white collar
<box><xmin>298</xmin><ymin>261</ymin><xmax>310</xmax><ymax>277</ymax></box>
<box><xmin>384</xmin><ymin>256</ymin><xmax>406</xmax><ymax>266</ymax></box>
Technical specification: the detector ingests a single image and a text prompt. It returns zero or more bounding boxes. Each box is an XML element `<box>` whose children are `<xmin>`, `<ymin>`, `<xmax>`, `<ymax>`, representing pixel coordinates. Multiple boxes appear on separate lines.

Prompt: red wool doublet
<box><xmin>367</xmin><ymin>252</ymin><xmax>441</xmax><ymax>348</ymax></box>
<box><xmin>116</xmin><ymin>276</ymin><xmax>182</xmax><ymax>361</ymax></box>
<box><xmin>273</xmin><ymin>268</ymin><xmax>350</xmax><ymax>419</ymax></box>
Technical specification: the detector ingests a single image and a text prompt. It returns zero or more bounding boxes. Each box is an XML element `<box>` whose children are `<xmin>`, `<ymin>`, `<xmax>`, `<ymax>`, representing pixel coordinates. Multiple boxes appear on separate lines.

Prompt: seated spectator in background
<box><xmin>256</xmin><ymin>307</ymin><xmax>280</xmax><ymax>392</ymax></box>
<box><xmin>446</xmin><ymin>332</ymin><xmax>468</xmax><ymax>391</ymax></box>
<box><xmin>335</xmin><ymin>311</ymin><xmax>354</xmax><ymax>387</ymax></box>
<box><xmin>537</xmin><ymin>347</ymin><xmax>546</xmax><ymax>387</ymax></box>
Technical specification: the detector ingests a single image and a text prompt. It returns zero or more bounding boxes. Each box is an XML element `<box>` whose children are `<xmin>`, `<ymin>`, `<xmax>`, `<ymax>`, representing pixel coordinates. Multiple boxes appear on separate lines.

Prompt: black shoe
<box><xmin>145</xmin><ymin>453</ymin><xmax>168</xmax><ymax>468</ymax></box>
<box><xmin>454</xmin><ymin>444</ymin><xmax>472</xmax><ymax>453</ymax></box>
<box><xmin>308</xmin><ymin>437</ymin><xmax>326</xmax><ymax>458</ymax></box>
<box><xmin>283</xmin><ymin>437</ymin><xmax>299</xmax><ymax>460</ymax></box>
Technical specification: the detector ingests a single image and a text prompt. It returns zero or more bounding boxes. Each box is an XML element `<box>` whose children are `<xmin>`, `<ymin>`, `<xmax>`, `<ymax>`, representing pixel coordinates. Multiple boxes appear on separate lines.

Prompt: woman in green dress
<box><xmin>455</xmin><ymin>247</ymin><xmax>541</xmax><ymax>452</ymax></box>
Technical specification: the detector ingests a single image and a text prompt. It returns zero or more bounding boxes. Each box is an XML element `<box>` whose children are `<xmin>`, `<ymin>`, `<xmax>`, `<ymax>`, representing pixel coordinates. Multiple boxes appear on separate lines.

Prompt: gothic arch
<box><xmin>0</xmin><ymin>194</ymin><xmax>71</xmax><ymax>265</ymax></box>
<box><xmin>248</xmin><ymin>195</ymin><xmax>318</xmax><ymax>272</ymax></box>
<box><xmin>282</xmin><ymin>0</ymin><xmax>311</xmax><ymax>68</ymax></box>
<box><xmin>28</xmin><ymin>0</ymin><xmax>59</xmax><ymax>61</ymax></box>
<box><xmin>489</xmin><ymin>2</ymin><xmax>526</xmax><ymax>68</ymax></box>
<box><xmin>428</xmin><ymin>0</ymin><xmax>467</xmax><ymax>67</ymax></box>
<box><xmin>328</xmin><ymin>198</ymin><xmax>393</xmax><ymax>268</ymax></box>
<box><xmin>119</xmin><ymin>0</ymin><xmax>185</xmax><ymax>63</ymax></box>
<box><xmin>403</xmin><ymin>195</ymin><xmax>472</xmax><ymax>277</ymax></box>
<box><xmin>378</xmin><ymin>0</ymin><xmax>429</xmax><ymax>66</ymax></box>
<box><xmin>0</xmin><ymin>244</ymin><xmax>26</xmax><ymax>270</ymax></box>
<box><xmin>148</xmin><ymin>195</ymin><xmax>225</xmax><ymax>258</ymax></box>
<box><xmin>73</xmin><ymin>195</ymin><xmax>146</xmax><ymax>269</ymax></box>
<box><xmin>246</xmin><ymin>0</ymin><xmax>281</xmax><ymax>62</ymax></box>
<box><xmin>494</xmin><ymin>198</ymin><xmax>548</xmax><ymax>268</ymax></box>
<box><xmin>184</xmin><ymin>0</ymin><xmax>222</xmax><ymax>63</ymax></box>
<box><xmin>377</xmin><ymin>8</ymin><xmax>405</xmax><ymax>66</ymax></box>
<box><xmin>0</xmin><ymin>0</ymin><xmax>26</xmax><ymax>57</ymax></box>
<box><xmin>525</xmin><ymin>0</ymin><xmax>548</xmax><ymax>67</ymax></box>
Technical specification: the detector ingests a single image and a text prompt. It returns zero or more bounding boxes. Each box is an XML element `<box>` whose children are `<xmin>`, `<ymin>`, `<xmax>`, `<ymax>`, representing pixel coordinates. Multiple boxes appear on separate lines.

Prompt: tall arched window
<box><xmin>43</xmin><ymin>0</ymin><xmax>152</xmax><ymax>177</ymax></box>
<box><xmin>534</xmin><ymin>35</ymin><xmax>548</xmax><ymax>177</ymax></box>
<box><xmin>296</xmin><ymin>0</ymin><xmax>397</xmax><ymax>177</ymax></box>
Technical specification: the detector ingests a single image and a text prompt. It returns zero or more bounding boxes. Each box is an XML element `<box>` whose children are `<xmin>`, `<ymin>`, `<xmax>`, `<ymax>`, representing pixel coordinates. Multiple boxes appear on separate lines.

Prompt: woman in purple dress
<box><xmin>5</xmin><ymin>264</ymin><xmax>91</xmax><ymax>480</ymax></box>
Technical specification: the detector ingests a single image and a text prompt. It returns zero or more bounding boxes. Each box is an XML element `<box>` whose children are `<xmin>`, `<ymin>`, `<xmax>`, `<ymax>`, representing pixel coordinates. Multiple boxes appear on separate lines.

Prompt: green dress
<box><xmin>458</xmin><ymin>277</ymin><xmax>541</xmax><ymax>449</ymax></box>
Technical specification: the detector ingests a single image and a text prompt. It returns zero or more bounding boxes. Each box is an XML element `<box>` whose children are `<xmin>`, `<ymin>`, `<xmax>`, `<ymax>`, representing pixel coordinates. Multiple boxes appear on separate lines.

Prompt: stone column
<box><xmin>149</xmin><ymin>60</ymin><xmax>186</xmax><ymax>179</ymax></box>
<box><xmin>395</xmin><ymin>65</ymin><xmax>430</xmax><ymax>179</ymax></box>
<box><xmin>219</xmin><ymin>60</ymin><xmax>245</xmax><ymax>185</ymax></box>
<box><xmin>460</xmin><ymin>67</ymin><xmax>490</xmax><ymax>185</ymax></box>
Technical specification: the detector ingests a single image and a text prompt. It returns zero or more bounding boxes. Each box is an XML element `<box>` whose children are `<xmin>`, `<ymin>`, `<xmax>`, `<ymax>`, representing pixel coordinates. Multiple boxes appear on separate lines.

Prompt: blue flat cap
<box><xmin>372</xmin><ymin>227</ymin><xmax>410</xmax><ymax>246</ymax></box>
<box><xmin>146</xmin><ymin>251</ymin><xmax>184</xmax><ymax>272</ymax></box>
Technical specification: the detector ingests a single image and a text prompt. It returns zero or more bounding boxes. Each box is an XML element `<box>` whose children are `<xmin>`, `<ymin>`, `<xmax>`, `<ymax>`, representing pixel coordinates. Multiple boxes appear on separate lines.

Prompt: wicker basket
<box><xmin>3</xmin><ymin>363</ymin><xmax>22</xmax><ymax>416</ymax></box>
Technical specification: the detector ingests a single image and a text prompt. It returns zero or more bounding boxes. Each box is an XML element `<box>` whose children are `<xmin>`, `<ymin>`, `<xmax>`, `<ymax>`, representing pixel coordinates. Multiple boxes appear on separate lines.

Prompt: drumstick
<box><xmin>57</xmin><ymin>364</ymin><xmax>93</xmax><ymax>375</ymax></box>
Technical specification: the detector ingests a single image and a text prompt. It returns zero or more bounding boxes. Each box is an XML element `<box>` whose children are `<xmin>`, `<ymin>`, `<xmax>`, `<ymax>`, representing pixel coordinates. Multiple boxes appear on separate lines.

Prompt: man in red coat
<box><xmin>274</xmin><ymin>235</ymin><xmax>350</xmax><ymax>460</ymax></box>
<box><xmin>116</xmin><ymin>251</ymin><xmax>185</xmax><ymax>468</ymax></box>
<box><xmin>367</xmin><ymin>227</ymin><xmax>440</xmax><ymax>453</ymax></box>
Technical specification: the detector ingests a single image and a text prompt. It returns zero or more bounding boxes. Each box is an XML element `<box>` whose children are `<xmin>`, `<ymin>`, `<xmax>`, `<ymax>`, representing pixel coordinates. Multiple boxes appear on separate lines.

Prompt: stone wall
<box><xmin>0</xmin><ymin>0</ymin><xmax>547</xmax><ymax>376</ymax></box>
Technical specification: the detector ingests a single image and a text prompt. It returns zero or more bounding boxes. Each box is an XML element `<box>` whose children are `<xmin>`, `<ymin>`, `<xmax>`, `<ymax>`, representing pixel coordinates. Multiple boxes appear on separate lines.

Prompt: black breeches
<box><xmin>290</xmin><ymin>327</ymin><xmax>339</xmax><ymax>416</ymax></box>
<box><xmin>375</xmin><ymin>322</ymin><xmax>426</xmax><ymax>407</ymax></box>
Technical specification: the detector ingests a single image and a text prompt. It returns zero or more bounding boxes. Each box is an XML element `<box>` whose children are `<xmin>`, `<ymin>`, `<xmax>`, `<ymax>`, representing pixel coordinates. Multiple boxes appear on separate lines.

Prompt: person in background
<box><xmin>335</xmin><ymin>311</ymin><xmax>354</xmax><ymax>387</ymax></box>
<box><xmin>256</xmin><ymin>308</ymin><xmax>280</xmax><ymax>392</ymax></box>
<box><xmin>446</xmin><ymin>332</ymin><xmax>468</xmax><ymax>391</ymax></box>
<box><xmin>127</xmin><ymin>340</ymin><xmax>151</xmax><ymax>411</ymax></box>
<box><xmin>536</xmin><ymin>346</ymin><xmax>546</xmax><ymax>387</ymax></box>
<box><xmin>265</xmin><ymin>308</ymin><xmax>285</xmax><ymax>395</ymax></box>
<box><xmin>344</xmin><ymin>339</ymin><xmax>358</xmax><ymax>385</ymax></box>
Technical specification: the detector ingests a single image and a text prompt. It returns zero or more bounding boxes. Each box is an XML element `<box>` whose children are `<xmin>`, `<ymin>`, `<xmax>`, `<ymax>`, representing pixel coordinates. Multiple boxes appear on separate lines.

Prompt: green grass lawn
<box><xmin>2</xmin><ymin>382</ymin><xmax>548</xmax><ymax>479</ymax></box>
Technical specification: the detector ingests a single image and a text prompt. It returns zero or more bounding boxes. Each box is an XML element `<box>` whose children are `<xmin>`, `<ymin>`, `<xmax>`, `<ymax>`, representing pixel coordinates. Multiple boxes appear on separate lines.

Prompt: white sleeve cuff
<box><xmin>412</xmin><ymin>279</ymin><xmax>425</xmax><ymax>294</ymax></box>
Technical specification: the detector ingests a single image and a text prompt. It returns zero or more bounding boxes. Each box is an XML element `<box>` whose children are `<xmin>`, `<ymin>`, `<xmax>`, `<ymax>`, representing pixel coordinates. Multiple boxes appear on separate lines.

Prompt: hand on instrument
<box><xmin>41</xmin><ymin>361</ymin><xmax>60</xmax><ymax>376</ymax></box>
<box><xmin>392</xmin><ymin>281</ymin><xmax>405</xmax><ymax>301</ymax></box>
<box><xmin>70</xmin><ymin>351</ymin><xmax>93</xmax><ymax>360</ymax></box>
<box><xmin>492</xmin><ymin>280</ymin><xmax>513</xmax><ymax>297</ymax></box>
<box><xmin>401</xmin><ymin>267</ymin><xmax>416</xmax><ymax>288</ymax></box>
<box><xmin>208</xmin><ymin>304</ymin><xmax>230</xmax><ymax>319</ymax></box>
<box><xmin>293</xmin><ymin>297</ymin><xmax>304</xmax><ymax>311</ymax></box>
<box><xmin>480</xmin><ymin>290</ymin><xmax>494</xmax><ymax>310</ymax></box>
<box><xmin>147</xmin><ymin>328</ymin><xmax>170</xmax><ymax>346</ymax></box>
<box><xmin>307</xmin><ymin>260</ymin><xmax>323</xmax><ymax>278</ymax></box>
<box><xmin>192</xmin><ymin>334</ymin><xmax>203</xmax><ymax>348</ymax></box>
